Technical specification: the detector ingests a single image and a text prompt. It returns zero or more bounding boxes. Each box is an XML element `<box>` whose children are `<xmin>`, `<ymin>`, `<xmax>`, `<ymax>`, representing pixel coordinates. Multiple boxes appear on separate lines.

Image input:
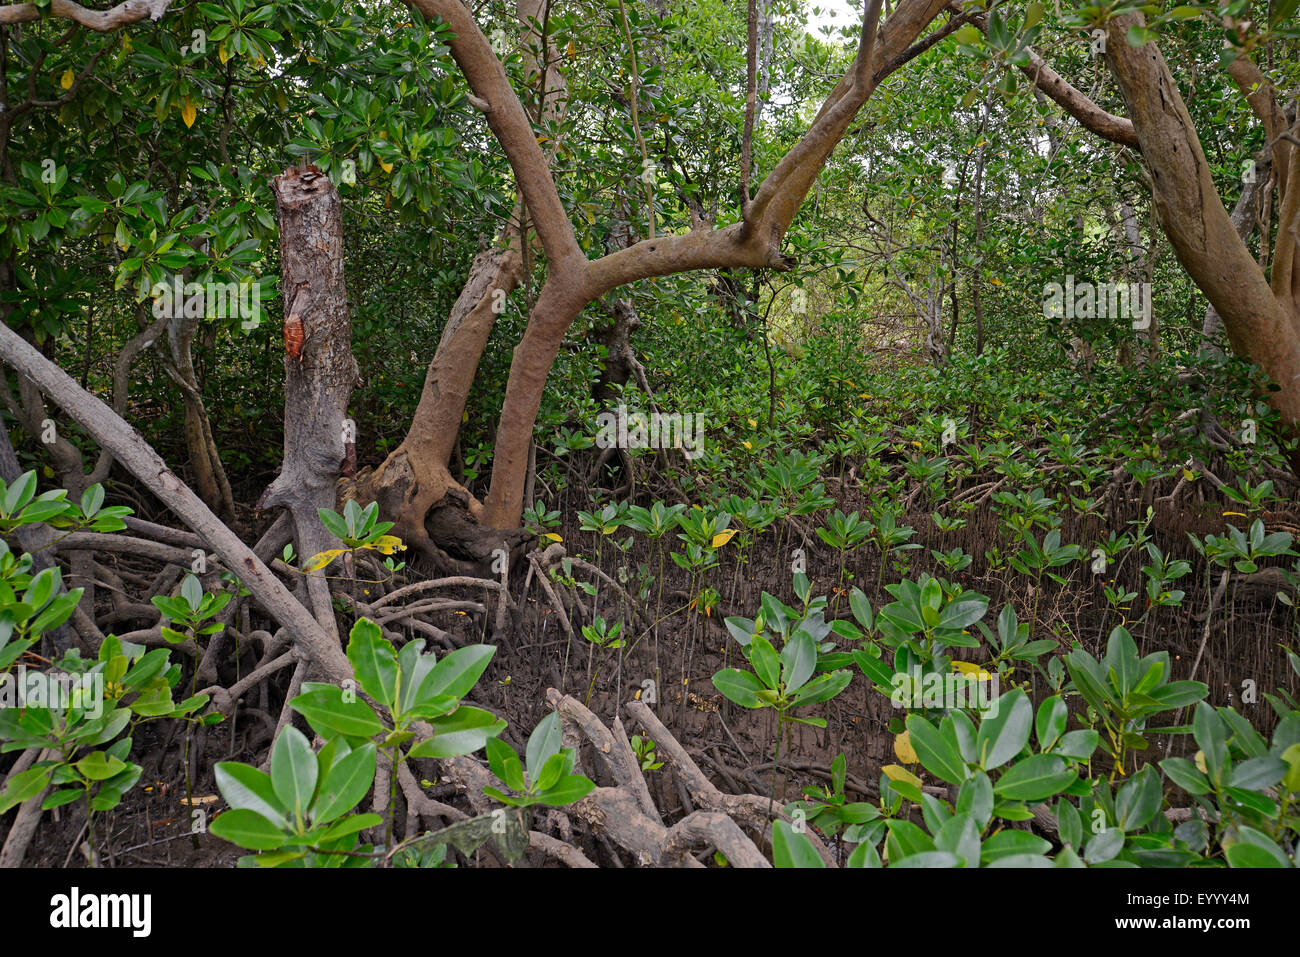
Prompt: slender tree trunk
<box><xmin>164</xmin><ymin>311</ymin><xmax>236</xmax><ymax>524</ymax></box>
<box><xmin>257</xmin><ymin>162</ymin><xmax>357</xmax><ymax>639</ymax></box>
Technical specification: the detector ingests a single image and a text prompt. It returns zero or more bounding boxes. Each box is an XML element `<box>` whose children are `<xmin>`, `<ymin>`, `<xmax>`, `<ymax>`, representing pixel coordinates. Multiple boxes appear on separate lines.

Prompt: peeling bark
<box><xmin>258</xmin><ymin>163</ymin><xmax>357</xmax><ymax>638</ymax></box>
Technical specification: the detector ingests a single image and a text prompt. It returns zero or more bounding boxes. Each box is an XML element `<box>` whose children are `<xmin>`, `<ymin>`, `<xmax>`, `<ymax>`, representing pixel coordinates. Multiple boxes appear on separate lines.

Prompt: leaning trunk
<box><xmin>1104</xmin><ymin>14</ymin><xmax>1300</xmax><ymax>461</ymax></box>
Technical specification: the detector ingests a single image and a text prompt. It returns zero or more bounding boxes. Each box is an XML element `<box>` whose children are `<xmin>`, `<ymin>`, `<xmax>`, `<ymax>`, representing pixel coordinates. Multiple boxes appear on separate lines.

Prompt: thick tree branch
<box><xmin>1226</xmin><ymin>54</ymin><xmax>1291</xmax><ymax>199</ymax></box>
<box><xmin>953</xmin><ymin>2</ymin><xmax>1138</xmax><ymax>146</ymax></box>
<box><xmin>405</xmin><ymin>0</ymin><xmax>583</xmax><ymax>271</ymax></box>
<box><xmin>0</xmin><ymin>0</ymin><xmax>171</xmax><ymax>31</ymax></box>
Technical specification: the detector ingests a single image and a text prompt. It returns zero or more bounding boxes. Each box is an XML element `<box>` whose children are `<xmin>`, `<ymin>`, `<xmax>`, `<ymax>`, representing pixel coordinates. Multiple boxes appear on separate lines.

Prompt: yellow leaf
<box><xmin>1222</xmin><ymin>511</ymin><xmax>1246</xmax><ymax>518</ymax></box>
<box><xmin>363</xmin><ymin>535</ymin><xmax>406</xmax><ymax>555</ymax></box>
<box><xmin>182</xmin><ymin>99</ymin><xmax>197</xmax><ymax>129</ymax></box>
<box><xmin>1194</xmin><ymin>750</ymin><xmax>1207</xmax><ymax>774</ymax></box>
<box><xmin>60</xmin><ymin>69</ymin><xmax>74</xmax><ymax>90</ymax></box>
<box><xmin>741</xmin><ymin>440</ymin><xmax>752</xmax><ymax>450</ymax></box>
<box><xmin>566</xmin><ymin>40</ymin><xmax>576</xmax><ymax>59</ymax></box>
<box><xmin>302</xmin><ymin>548</ymin><xmax>346</xmax><ymax>572</ymax></box>
<box><xmin>711</xmin><ymin>529</ymin><xmax>737</xmax><ymax>548</ymax></box>
<box><xmin>218</xmin><ymin>41</ymin><xmax>230</xmax><ymax>65</ymax></box>
<box><xmin>989</xmin><ymin>277</ymin><xmax>1003</xmax><ymax>285</ymax></box>
<box><xmin>882</xmin><ymin>764</ymin><xmax>922</xmax><ymax>788</ymax></box>
<box><xmin>747</xmin><ymin>418</ymin><xmax>757</xmax><ymax>428</ymax></box>
<box><xmin>543</xmin><ymin>532</ymin><xmax>562</xmax><ymax>542</ymax></box>
<box><xmin>894</xmin><ymin>731</ymin><xmax>918</xmax><ymax>764</ymax></box>
<box><xmin>1182</xmin><ymin>468</ymin><xmax>1198</xmax><ymax>481</ymax></box>
<box><xmin>952</xmin><ymin>661</ymin><xmax>994</xmax><ymax>680</ymax></box>
<box><xmin>379</xmin><ymin>158</ymin><xmax>394</xmax><ymax>174</ymax></box>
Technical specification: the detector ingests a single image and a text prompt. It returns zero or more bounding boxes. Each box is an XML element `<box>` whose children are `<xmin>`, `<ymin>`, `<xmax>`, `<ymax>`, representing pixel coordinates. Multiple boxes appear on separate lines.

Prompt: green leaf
<box><xmin>939</xmin><ymin>595</ymin><xmax>987</xmax><ymax>630</ymax></box>
<box><xmin>310</xmin><ymin>743</ymin><xmax>376</xmax><ymax>825</ymax></box>
<box><xmin>1225</xmin><ymin>827</ymin><xmax>1291</xmax><ymax>867</ymax></box>
<box><xmin>289</xmin><ymin>685</ymin><xmax>386</xmax><ymax>739</ymax></box>
<box><xmin>851</xmin><ymin>648</ymin><xmax>895</xmax><ymax>688</ymax></box>
<box><xmin>270</xmin><ymin>726</ymin><xmax>318</xmax><ymax>822</ymax></box>
<box><xmin>347</xmin><ymin>618</ymin><xmax>397</xmax><ymax>706</ymax></box>
<box><xmin>210</xmin><ymin>808</ymin><xmax>292</xmax><ymax>851</ymax></box>
<box><xmin>787</xmin><ymin>669</ymin><xmax>852</xmax><ymax>707</ymax></box>
<box><xmin>526</xmin><ymin>712</ymin><xmax>563</xmax><ymax>782</ymax></box>
<box><xmin>42</xmin><ymin>788</ymin><xmax>82</xmax><ymax>811</ymax></box>
<box><xmin>1085</xmin><ymin>827</ymin><xmax>1125</xmax><ymax>864</ymax></box>
<box><xmin>1054</xmin><ymin>729</ymin><xmax>1100</xmax><ymax>760</ymax></box>
<box><xmin>0</xmin><ymin>766</ymin><xmax>51</xmax><ymax>813</ymax></box>
<box><xmin>976</xmin><ymin>688</ymin><xmax>1032</xmax><ymax>770</ymax></box>
<box><xmin>772</xmin><ymin>819</ymin><xmax>825</xmax><ymax>867</ymax></box>
<box><xmin>1125</xmin><ymin>24</ymin><xmax>1158</xmax><ymax>47</ymax></box>
<box><xmin>749</xmin><ymin>634</ymin><xmax>780</xmax><ymax>690</ymax></box>
<box><xmin>534</xmin><ymin>749</ymin><xmax>567</xmax><ymax>793</ymax></box>
<box><xmin>892</xmin><ymin>850</ymin><xmax>962</xmax><ymax>868</ymax></box>
<box><xmin>1192</xmin><ymin>701</ymin><xmax>1227</xmax><ymax>779</ymax></box>
<box><xmin>75</xmin><ymin>751</ymin><xmax>127</xmax><ymax>781</ymax></box>
<box><xmin>536</xmin><ymin>774</ymin><xmax>596</xmax><ymax>806</ymax></box>
<box><xmin>1270</xmin><ymin>0</ymin><xmax>1300</xmax><ymax>28</ymax></box>
<box><xmin>933</xmin><ymin>813</ymin><xmax>981</xmax><ymax>867</ymax></box>
<box><xmin>993</xmin><ymin>754</ymin><xmax>1075</xmax><ymax>801</ymax></box>
<box><xmin>419</xmin><ymin>644</ymin><xmax>495</xmax><ymax>701</ymax></box>
<box><xmin>318</xmin><ymin>507</ymin><xmax>350</xmax><ymax>540</ymax></box>
<box><xmin>1228</xmin><ymin>756</ymin><xmax>1288</xmax><ymax>791</ymax></box>
<box><xmin>486</xmin><ymin>736</ymin><xmax>525</xmax><ymax>792</ymax></box>
<box><xmin>980</xmin><ymin>829</ymin><xmax>1051</xmax><ymax>863</ymax></box>
<box><xmin>1057</xmin><ymin>798</ymin><xmax>1083</xmax><ymax>848</ymax></box>
<box><xmin>318</xmin><ymin>813</ymin><xmax>383</xmax><ymax>843</ymax></box>
<box><xmin>906</xmin><ymin>714</ymin><xmax>969</xmax><ymax>784</ymax></box>
<box><xmin>846</xmin><ymin>840</ymin><xmax>882</xmax><ymax>867</ymax></box>
<box><xmin>1035</xmin><ymin>695</ymin><xmax>1067</xmax><ymax>751</ymax></box>
<box><xmin>410</xmin><ymin>707</ymin><xmax>506</xmax><ymax>759</ymax></box>
<box><xmin>956</xmin><ymin>771</ymin><xmax>993</xmax><ymax>829</ymax></box>
<box><xmin>1161</xmin><ymin>756</ymin><xmax>1211</xmax><ymax>795</ymax></box>
<box><xmin>712</xmin><ymin>668</ymin><xmax>765</xmax><ymax>708</ymax></box>
<box><xmin>214</xmin><ymin>762</ymin><xmax>287</xmax><ymax>828</ymax></box>
<box><xmin>781</xmin><ymin>630</ymin><xmax>817</xmax><ymax>694</ymax></box>
<box><xmin>1114</xmin><ymin>765</ymin><xmax>1161</xmax><ymax>831</ymax></box>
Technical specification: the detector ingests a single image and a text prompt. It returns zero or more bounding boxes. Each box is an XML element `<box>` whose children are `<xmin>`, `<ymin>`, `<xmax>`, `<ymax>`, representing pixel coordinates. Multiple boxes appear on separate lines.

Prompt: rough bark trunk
<box><xmin>257</xmin><ymin>163</ymin><xmax>357</xmax><ymax>639</ymax></box>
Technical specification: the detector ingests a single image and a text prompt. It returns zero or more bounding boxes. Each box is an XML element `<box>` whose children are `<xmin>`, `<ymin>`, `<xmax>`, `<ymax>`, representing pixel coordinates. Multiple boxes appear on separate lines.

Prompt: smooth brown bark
<box><xmin>472</xmin><ymin>0</ymin><xmax>948</xmax><ymax>528</ymax></box>
<box><xmin>366</xmin><ymin>0</ymin><xmax>563</xmax><ymax>558</ymax></box>
<box><xmin>1103</xmin><ymin>14</ymin><xmax>1300</xmax><ymax>453</ymax></box>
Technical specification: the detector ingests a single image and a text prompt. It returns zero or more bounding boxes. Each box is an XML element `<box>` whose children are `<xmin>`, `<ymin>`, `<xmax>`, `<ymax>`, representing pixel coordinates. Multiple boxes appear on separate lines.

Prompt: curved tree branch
<box><xmin>0</xmin><ymin>0</ymin><xmax>172</xmax><ymax>31</ymax></box>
